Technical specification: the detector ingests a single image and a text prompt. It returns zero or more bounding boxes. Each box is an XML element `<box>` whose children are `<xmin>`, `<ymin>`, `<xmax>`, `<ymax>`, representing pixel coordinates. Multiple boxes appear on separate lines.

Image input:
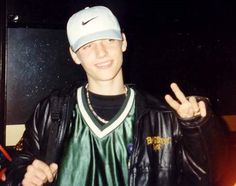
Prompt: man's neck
<box><xmin>87</xmin><ymin>79</ymin><xmax>125</xmax><ymax>96</ymax></box>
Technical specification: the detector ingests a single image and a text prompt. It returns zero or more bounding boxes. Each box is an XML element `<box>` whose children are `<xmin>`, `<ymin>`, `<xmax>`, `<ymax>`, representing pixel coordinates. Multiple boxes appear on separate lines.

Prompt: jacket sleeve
<box><xmin>5</xmin><ymin>98</ymin><xmax>52</xmax><ymax>185</ymax></box>
<box><xmin>178</xmin><ymin>97</ymin><xmax>229</xmax><ymax>185</ymax></box>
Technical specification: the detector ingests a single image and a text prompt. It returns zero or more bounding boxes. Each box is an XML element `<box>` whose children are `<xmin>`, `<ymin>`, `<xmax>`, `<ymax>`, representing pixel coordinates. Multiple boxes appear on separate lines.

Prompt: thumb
<box><xmin>49</xmin><ymin>163</ymin><xmax>58</xmax><ymax>176</ymax></box>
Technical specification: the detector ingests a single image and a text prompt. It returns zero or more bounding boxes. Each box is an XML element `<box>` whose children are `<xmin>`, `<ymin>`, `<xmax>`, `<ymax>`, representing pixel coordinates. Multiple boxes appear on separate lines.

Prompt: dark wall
<box><xmin>125</xmin><ymin>30</ymin><xmax>236</xmax><ymax>115</ymax></box>
<box><xmin>1</xmin><ymin>0</ymin><xmax>236</xmax><ymax>127</ymax></box>
<box><xmin>6</xmin><ymin>28</ymin><xmax>86</xmax><ymax>124</ymax></box>
<box><xmin>123</xmin><ymin>0</ymin><xmax>236</xmax><ymax>115</ymax></box>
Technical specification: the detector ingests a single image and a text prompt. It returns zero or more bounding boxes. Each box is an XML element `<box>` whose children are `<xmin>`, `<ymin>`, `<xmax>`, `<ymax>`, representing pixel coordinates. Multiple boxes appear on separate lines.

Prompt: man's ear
<box><xmin>69</xmin><ymin>47</ymin><xmax>81</xmax><ymax>65</ymax></box>
<box><xmin>121</xmin><ymin>33</ymin><xmax>127</xmax><ymax>52</ymax></box>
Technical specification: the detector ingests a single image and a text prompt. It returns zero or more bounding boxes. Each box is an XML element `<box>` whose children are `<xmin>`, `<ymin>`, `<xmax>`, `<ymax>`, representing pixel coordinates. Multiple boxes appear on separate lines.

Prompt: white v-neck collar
<box><xmin>77</xmin><ymin>86</ymin><xmax>135</xmax><ymax>138</ymax></box>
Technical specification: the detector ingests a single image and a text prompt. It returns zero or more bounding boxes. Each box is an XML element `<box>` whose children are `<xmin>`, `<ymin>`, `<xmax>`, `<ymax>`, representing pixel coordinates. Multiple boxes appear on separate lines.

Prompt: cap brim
<box><xmin>71</xmin><ymin>30</ymin><xmax>122</xmax><ymax>52</ymax></box>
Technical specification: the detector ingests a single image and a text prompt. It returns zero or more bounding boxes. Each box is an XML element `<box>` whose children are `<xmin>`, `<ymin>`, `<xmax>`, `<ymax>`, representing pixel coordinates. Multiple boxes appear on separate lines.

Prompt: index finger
<box><xmin>170</xmin><ymin>83</ymin><xmax>188</xmax><ymax>104</ymax></box>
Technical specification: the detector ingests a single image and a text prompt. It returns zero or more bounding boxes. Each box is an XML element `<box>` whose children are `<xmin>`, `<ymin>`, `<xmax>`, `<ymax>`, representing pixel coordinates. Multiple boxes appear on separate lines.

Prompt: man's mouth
<box><xmin>95</xmin><ymin>61</ymin><xmax>112</xmax><ymax>68</ymax></box>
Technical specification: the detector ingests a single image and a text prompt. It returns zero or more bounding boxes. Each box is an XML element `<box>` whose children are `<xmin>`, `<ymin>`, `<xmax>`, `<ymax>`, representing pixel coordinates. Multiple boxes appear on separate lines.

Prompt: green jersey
<box><xmin>57</xmin><ymin>86</ymin><xmax>135</xmax><ymax>186</ymax></box>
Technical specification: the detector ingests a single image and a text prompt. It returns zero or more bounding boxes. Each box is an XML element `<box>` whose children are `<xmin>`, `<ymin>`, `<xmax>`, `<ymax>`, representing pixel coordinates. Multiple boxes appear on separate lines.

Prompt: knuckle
<box><xmin>26</xmin><ymin>165</ymin><xmax>33</xmax><ymax>172</ymax></box>
<box><xmin>188</xmin><ymin>96</ymin><xmax>195</xmax><ymax>101</ymax></box>
<box><xmin>32</xmin><ymin>159</ymin><xmax>40</xmax><ymax>166</ymax></box>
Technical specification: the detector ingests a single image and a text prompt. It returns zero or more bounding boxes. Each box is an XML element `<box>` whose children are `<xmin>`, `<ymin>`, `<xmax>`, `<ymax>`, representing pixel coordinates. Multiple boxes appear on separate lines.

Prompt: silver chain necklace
<box><xmin>85</xmin><ymin>84</ymin><xmax>127</xmax><ymax>124</ymax></box>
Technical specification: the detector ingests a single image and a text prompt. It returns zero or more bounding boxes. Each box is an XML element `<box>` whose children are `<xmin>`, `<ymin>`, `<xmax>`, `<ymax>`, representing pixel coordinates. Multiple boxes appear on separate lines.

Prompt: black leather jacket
<box><xmin>6</xmin><ymin>85</ymin><xmax>227</xmax><ymax>186</ymax></box>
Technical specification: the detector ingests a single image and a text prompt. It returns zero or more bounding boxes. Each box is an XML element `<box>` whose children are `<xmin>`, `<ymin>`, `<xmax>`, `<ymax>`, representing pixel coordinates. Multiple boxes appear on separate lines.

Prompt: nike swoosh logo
<box><xmin>82</xmin><ymin>17</ymin><xmax>97</xmax><ymax>25</ymax></box>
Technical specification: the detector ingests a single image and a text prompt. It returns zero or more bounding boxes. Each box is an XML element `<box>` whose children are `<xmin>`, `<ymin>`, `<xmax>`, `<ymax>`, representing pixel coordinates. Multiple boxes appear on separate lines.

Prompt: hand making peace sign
<box><xmin>165</xmin><ymin>83</ymin><xmax>207</xmax><ymax>119</ymax></box>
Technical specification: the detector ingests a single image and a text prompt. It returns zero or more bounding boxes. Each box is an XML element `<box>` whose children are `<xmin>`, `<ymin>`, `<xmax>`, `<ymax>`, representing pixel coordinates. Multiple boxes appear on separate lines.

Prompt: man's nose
<box><xmin>95</xmin><ymin>42</ymin><xmax>107</xmax><ymax>57</ymax></box>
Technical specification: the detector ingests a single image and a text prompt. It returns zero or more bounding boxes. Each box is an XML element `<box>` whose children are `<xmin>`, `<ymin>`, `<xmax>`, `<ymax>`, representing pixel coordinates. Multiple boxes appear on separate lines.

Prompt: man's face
<box><xmin>73</xmin><ymin>34</ymin><xmax>127</xmax><ymax>83</ymax></box>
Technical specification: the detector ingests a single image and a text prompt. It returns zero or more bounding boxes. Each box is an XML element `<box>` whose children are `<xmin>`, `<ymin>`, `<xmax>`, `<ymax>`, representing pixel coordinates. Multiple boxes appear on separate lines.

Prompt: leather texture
<box><xmin>6</xmin><ymin>84</ymin><xmax>227</xmax><ymax>186</ymax></box>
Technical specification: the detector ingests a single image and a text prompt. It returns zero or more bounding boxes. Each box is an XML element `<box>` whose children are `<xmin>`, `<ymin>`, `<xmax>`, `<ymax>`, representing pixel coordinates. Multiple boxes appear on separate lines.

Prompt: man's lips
<box><xmin>95</xmin><ymin>61</ymin><xmax>112</xmax><ymax>68</ymax></box>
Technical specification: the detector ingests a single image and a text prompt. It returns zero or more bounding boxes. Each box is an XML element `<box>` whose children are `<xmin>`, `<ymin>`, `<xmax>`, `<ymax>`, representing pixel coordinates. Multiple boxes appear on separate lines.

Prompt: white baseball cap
<box><xmin>67</xmin><ymin>6</ymin><xmax>122</xmax><ymax>52</ymax></box>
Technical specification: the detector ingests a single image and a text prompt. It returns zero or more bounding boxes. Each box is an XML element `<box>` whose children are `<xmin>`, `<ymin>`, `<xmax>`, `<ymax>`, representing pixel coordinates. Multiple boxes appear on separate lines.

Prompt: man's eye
<box><xmin>108</xmin><ymin>39</ymin><xmax>115</xmax><ymax>42</ymax></box>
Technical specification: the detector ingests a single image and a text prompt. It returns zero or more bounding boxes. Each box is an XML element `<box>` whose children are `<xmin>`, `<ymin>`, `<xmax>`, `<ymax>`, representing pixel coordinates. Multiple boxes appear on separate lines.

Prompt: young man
<box><xmin>6</xmin><ymin>6</ymin><xmax>226</xmax><ymax>186</ymax></box>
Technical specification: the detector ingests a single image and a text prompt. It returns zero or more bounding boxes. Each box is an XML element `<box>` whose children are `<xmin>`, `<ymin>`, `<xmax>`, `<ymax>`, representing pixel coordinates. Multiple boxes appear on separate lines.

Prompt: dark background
<box><xmin>1</xmin><ymin>0</ymin><xmax>236</xmax><ymax>126</ymax></box>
